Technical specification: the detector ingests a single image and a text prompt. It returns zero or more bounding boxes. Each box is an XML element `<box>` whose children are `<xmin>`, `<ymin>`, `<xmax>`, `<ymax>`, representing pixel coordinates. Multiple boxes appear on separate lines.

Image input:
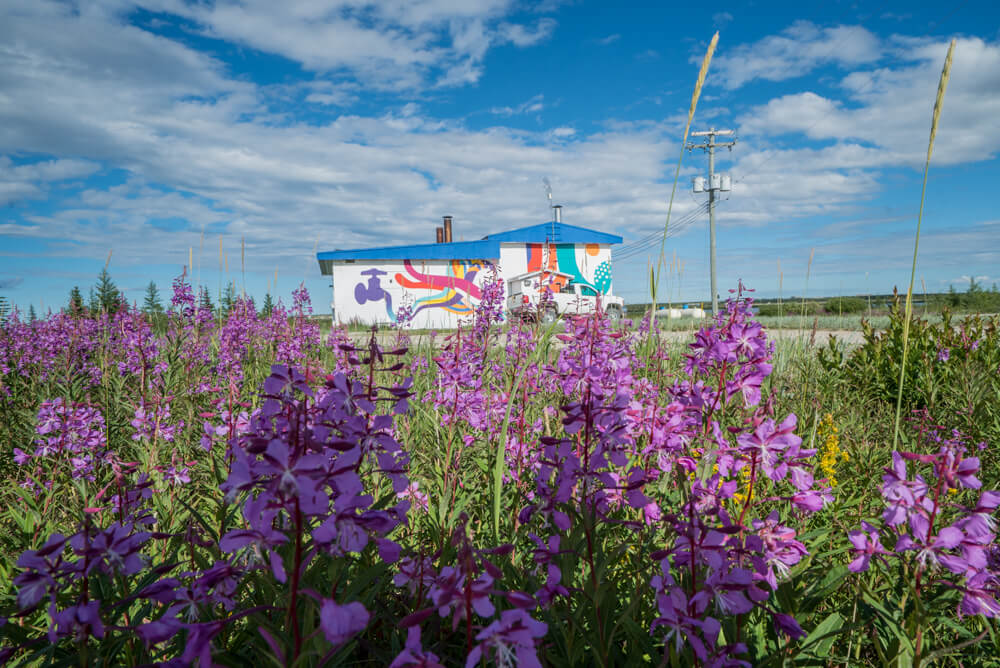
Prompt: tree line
<box><xmin>1</xmin><ymin>269</ymin><xmax>278</xmax><ymax>326</ymax></box>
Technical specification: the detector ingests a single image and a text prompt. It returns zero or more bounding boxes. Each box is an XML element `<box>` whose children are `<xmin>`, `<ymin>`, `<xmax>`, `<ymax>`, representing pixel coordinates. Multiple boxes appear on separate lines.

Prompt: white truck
<box><xmin>506</xmin><ymin>270</ymin><xmax>625</xmax><ymax>323</ymax></box>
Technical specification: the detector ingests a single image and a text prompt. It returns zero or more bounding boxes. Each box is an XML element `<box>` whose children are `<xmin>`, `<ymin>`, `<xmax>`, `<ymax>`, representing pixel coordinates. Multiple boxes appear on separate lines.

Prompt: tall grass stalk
<box><xmin>798</xmin><ymin>247</ymin><xmax>815</xmax><ymax>340</ymax></box>
<box><xmin>652</xmin><ymin>31</ymin><xmax>718</xmax><ymax>313</ymax></box>
<box><xmin>892</xmin><ymin>39</ymin><xmax>955</xmax><ymax>451</ymax></box>
<box><xmin>778</xmin><ymin>259</ymin><xmax>783</xmax><ymax>319</ymax></box>
<box><xmin>921</xmin><ymin>277</ymin><xmax>928</xmax><ymax>317</ymax></box>
<box><xmin>241</xmin><ymin>237</ymin><xmax>246</xmax><ymax>298</ymax></box>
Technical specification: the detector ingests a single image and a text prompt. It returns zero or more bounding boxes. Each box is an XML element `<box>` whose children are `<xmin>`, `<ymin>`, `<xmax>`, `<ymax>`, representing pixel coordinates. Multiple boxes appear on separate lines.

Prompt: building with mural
<box><xmin>316</xmin><ymin>215</ymin><xmax>623</xmax><ymax>329</ymax></box>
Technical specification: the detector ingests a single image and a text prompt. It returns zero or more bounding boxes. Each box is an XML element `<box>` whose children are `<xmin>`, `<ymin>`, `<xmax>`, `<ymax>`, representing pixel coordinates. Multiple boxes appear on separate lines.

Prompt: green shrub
<box><xmin>756</xmin><ymin>301</ymin><xmax>821</xmax><ymax>317</ymax></box>
<box><xmin>824</xmin><ymin>297</ymin><xmax>866</xmax><ymax>314</ymax></box>
<box><xmin>818</xmin><ymin>297</ymin><xmax>1000</xmax><ymax>453</ymax></box>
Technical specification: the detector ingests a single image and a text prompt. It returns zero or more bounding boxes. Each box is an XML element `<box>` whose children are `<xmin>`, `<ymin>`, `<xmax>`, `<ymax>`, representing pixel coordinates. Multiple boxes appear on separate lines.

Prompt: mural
<box><xmin>394</xmin><ymin>260</ymin><xmax>486</xmax><ymax>317</ymax></box>
<box><xmin>353</xmin><ymin>268</ymin><xmax>395</xmax><ymax>321</ymax></box>
<box><xmin>524</xmin><ymin>243</ymin><xmax>613</xmax><ymax>294</ymax></box>
<box><xmin>350</xmin><ymin>260</ymin><xmax>489</xmax><ymax>323</ymax></box>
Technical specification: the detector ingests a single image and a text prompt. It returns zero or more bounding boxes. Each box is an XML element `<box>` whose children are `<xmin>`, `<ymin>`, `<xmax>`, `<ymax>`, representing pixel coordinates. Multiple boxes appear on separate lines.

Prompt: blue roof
<box><xmin>316</xmin><ymin>220</ymin><xmax>621</xmax><ymax>273</ymax></box>
<box><xmin>484</xmin><ymin>221</ymin><xmax>623</xmax><ymax>245</ymax></box>
<box><xmin>318</xmin><ymin>239</ymin><xmax>499</xmax><ymax>265</ymax></box>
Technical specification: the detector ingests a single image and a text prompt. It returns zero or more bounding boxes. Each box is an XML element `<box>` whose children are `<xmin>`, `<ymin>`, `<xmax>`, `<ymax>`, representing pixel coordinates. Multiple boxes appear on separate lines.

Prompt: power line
<box><xmin>613</xmin><ymin>201</ymin><xmax>710</xmax><ymax>261</ymax></box>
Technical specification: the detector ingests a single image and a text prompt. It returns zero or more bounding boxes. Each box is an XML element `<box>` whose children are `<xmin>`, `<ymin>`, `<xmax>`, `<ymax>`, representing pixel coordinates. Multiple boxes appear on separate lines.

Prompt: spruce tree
<box><xmin>221</xmin><ymin>281</ymin><xmax>237</xmax><ymax>316</ymax></box>
<box><xmin>198</xmin><ymin>286</ymin><xmax>214</xmax><ymax>313</ymax></box>
<box><xmin>68</xmin><ymin>286</ymin><xmax>84</xmax><ymax>316</ymax></box>
<box><xmin>29</xmin><ymin>304</ymin><xmax>37</xmax><ymax>323</ymax></box>
<box><xmin>261</xmin><ymin>293</ymin><xmax>274</xmax><ymax>317</ymax></box>
<box><xmin>88</xmin><ymin>287</ymin><xmax>99</xmax><ymax>313</ymax></box>
<box><xmin>143</xmin><ymin>281</ymin><xmax>163</xmax><ymax>315</ymax></box>
<box><xmin>0</xmin><ymin>295</ymin><xmax>9</xmax><ymax>326</ymax></box>
<box><xmin>96</xmin><ymin>268</ymin><xmax>121</xmax><ymax>315</ymax></box>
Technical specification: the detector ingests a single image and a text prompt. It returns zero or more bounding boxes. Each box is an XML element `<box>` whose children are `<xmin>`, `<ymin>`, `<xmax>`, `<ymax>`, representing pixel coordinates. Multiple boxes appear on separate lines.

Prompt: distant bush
<box><xmin>824</xmin><ymin>297</ymin><xmax>866</xmax><ymax>314</ymax></box>
<box><xmin>756</xmin><ymin>301</ymin><xmax>820</xmax><ymax>317</ymax></box>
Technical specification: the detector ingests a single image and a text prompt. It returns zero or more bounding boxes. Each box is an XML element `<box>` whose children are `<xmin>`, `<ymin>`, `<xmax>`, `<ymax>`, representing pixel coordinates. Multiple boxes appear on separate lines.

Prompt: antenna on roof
<box><xmin>542</xmin><ymin>177</ymin><xmax>555</xmax><ymax>243</ymax></box>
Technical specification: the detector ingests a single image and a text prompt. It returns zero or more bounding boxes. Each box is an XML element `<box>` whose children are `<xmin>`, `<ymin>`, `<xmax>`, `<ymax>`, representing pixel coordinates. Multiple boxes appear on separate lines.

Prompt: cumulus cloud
<box><xmin>737</xmin><ymin>37</ymin><xmax>1000</xmax><ymax>168</ymax></box>
<box><xmin>712</xmin><ymin>21</ymin><xmax>881</xmax><ymax>89</ymax></box>
<box><xmin>125</xmin><ymin>0</ymin><xmax>556</xmax><ymax>91</ymax></box>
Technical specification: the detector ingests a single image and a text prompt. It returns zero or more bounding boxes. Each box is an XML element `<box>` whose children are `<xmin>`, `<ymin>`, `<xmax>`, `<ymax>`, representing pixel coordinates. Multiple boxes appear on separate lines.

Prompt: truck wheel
<box><xmin>540</xmin><ymin>308</ymin><xmax>558</xmax><ymax>324</ymax></box>
<box><xmin>606</xmin><ymin>305</ymin><xmax>623</xmax><ymax>321</ymax></box>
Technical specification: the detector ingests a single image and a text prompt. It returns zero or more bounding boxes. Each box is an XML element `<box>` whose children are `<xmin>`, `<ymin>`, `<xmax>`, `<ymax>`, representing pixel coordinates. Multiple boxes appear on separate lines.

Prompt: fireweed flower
<box><xmin>131</xmin><ymin>398</ymin><xmax>183</xmax><ymax>444</ymax></box>
<box><xmin>320</xmin><ymin>599</ymin><xmax>370</xmax><ymax>646</ymax></box>
<box><xmin>389</xmin><ymin>626</ymin><xmax>445</xmax><ymax>668</ymax></box>
<box><xmin>17</xmin><ymin>398</ymin><xmax>108</xmax><ymax>484</ymax></box>
<box><xmin>464</xmin><ymin>609</ymin><xmax>547</xmax><ymax>668</ymax></box>
<box><xmin>848</xmin><ymin>425</ymin><xmax>1000</xmax><ymax>618</ymax></box>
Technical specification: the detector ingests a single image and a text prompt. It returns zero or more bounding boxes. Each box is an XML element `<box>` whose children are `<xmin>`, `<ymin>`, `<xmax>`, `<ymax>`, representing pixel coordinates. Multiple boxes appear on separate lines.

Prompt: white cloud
<box><xmin>126</xmin><ymin>0</ymin><xmax>556</xmax><ymax>91</ymax></box>
<box><xmin>737</xmin><ymin>37</ymin><xmax>1000</xmax><ymax>168</ymax></box>
<box><xmin>597</xmin><ymin>33</ymin><xmax>620</xmax><ymax>46</ymax></box>
<box><xmin>490</xmin><ymin>94</ymin><xmax>545</xmax><ymax>116</ymax></box>
<box><xmin>498</xmin><ymin>18</ymin><xmax>557</xmax><ymax>47</ymax></box>
<box><xmin>0</xmin><ymin>157</ymin><xmax>101</xmax><ymax>205</ymax></box>
<box><xmin>712</xmin><ymin>21</ymin><xmax>881</xmax><ymax>89</ymax></box>
<box><xmin>712</xmin><ymin>12</ymin><xmax>733</xmax><ymax>28</ymax></box>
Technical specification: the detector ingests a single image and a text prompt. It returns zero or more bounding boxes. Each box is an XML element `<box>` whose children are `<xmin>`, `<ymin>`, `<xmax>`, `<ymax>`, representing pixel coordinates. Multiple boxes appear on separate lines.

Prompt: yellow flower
<box><xmin>817</xmin><ymin>413</ymin><xmax>842</xmax><ymax>487</ymax></box>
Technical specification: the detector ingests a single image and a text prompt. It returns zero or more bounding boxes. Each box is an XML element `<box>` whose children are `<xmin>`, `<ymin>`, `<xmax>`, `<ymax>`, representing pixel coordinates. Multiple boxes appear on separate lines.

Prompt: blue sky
<box><xmin>2</xmin><ymin>0</ymin><xmax>999</xmax><ymax>313</ymax></box>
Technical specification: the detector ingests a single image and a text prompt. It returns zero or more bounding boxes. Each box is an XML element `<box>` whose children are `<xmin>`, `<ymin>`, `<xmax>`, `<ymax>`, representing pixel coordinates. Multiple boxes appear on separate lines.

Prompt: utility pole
<box><xmin>689</xmin><ymin>128</ymin><xmax>736</xmax><ymax>317</ymax></box>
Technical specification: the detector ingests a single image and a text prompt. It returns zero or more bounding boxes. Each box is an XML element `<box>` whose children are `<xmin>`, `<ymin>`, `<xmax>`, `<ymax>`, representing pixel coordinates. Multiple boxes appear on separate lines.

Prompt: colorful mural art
<box><xmin>350</xmin><ymin>260</ymin><xmax>489</xmax><ymax>322</ymax></box>
<box><xmin>524</xmin><ymin>243</ymin><xmax>613</xmax><ymax>294</ymax></box>
<box><xmin>394</xmin><ymin>260</ymin><xmax>487</xmax><ymax>317</ymax></box>
<box><xmin>353</xmin><ymin>268</ymin><xmax>395</xmax><ymax>321</ymax></box>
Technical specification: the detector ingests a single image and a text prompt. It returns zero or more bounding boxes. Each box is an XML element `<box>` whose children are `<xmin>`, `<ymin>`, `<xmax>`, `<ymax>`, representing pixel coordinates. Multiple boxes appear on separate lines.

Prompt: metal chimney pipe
<box><xmin>443</xmin><ymin>216</ymin><xmax>453</xmax><ymax>243</ymax></box>
<box><xmin>553</xmin><ymin>205</ymin><xmax>562</xmax><ymax>223</ymax></box>
<box><xmin>436</xmin><ymin>227</ymin><xmax>444</xmax><ymax>243</ymax></box>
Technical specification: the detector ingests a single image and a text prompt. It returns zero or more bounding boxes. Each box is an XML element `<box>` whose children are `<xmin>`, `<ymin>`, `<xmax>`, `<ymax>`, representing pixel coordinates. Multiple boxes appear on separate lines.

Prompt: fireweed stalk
<box><xmin>514</xmin><ymin>286</ymin><xmax>829</xmax><ymax>665</ymax></box>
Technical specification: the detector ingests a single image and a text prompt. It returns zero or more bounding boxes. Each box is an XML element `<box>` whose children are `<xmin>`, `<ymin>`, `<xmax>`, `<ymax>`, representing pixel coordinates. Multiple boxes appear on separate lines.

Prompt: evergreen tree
<box><xmin>68</xmin><ymin>286</ymin><xmax>84</xmax><ymax>316</ymax></box>
<box><xmin>947</xmin><ymin>284</ymin><xmax>960</xmax><ymax>307</ymax></box>
<box><xmin>221</xmin><ymin>281</ymin><xmax>237</xmax><ymax>316</ymax></box>
<box><xmin>198</xmin><ymin>286</ymin><xmax>214</xmax><ymax>313</ymax></box>
<box><xmin>96</xmin><ymin>268</ymin><xmax>121</xmax><ymax>315</ymax></box>
<box><xmin>28</xmin><ymin>304</ymin><xmax>37</xmax><ymax>323</ymax></box>
<box><xmin>88</xmin><ymin>287</ymin><xmax>99</xmax><ymax>313</ymax></box>
<box><xmin>261</xmin><ymin>293</ymin><xmax>274</xmax><ymax>317</ymax></box>
<box><xmin>0</xmin><ymin>295</ymin><xmax>9</xmax><ymax>326</ymax></box>
<box><xmin>143</xmin><ymin>281</ymin><xmax>163</xmax><ymax>315</ymax></box>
